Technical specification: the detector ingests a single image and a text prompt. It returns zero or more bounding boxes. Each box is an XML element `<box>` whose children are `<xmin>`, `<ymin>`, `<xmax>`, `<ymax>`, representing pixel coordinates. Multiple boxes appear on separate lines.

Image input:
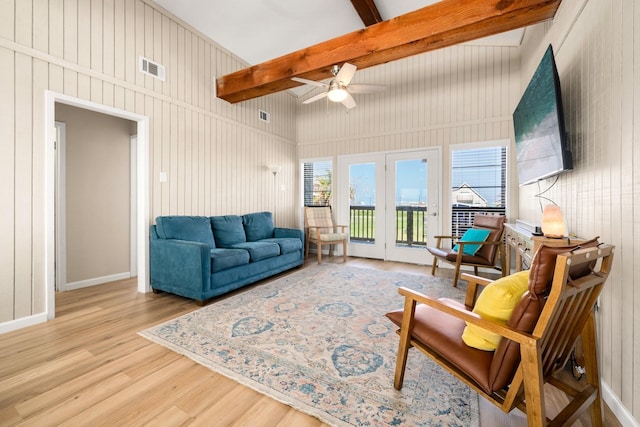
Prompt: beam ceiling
<box><xmin>350</xmin><ymin>0</ymin><xmax>383</xmax><ymax>27</ymax></box>
<box><xmin>216</xmin><ymin>0</ymin><xmax>561</xmax><ymax>104</ymax></box>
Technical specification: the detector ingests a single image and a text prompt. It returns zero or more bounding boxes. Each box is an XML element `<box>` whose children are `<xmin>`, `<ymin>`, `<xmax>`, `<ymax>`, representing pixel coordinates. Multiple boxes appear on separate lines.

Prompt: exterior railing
<box><xmin>349</xmin><ymin>205</ymin><xmax>506</xmax><ymax>246</ymax></box>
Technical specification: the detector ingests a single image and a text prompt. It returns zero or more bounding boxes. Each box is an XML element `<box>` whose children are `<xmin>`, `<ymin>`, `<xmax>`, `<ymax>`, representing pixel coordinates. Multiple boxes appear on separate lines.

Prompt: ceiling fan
<box><xmin>292</xmin><ymin>63</ymin><xmax>386</xmax><ymax>110</ymax></box>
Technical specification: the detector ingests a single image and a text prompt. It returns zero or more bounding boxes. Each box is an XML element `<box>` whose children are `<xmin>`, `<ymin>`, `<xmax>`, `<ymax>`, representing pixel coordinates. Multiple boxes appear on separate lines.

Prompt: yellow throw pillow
<box><xmin>461</xmin><ymin>270</ymin><xmax>530</xmax><ymax>351</ymax></box>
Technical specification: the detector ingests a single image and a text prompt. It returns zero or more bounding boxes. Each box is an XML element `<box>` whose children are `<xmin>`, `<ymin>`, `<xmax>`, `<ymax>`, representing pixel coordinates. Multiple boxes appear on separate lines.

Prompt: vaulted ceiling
<box><xmin>153</xmin><ymin>0</ymin><xmax>562</xmax><ymax>104</ymax></box>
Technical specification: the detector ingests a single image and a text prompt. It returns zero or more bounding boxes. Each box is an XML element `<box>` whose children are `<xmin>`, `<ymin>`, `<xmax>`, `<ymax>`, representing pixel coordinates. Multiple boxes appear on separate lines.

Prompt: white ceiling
<box><xmin>151</xmin><ymin>0</ymin><xmax>525</xmax><ymax>66</ymax></box>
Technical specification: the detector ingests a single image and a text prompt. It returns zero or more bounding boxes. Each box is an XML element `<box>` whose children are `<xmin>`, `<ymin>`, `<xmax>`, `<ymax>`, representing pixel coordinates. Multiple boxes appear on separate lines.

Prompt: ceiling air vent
<box><xmin>259</xmin><ymin>109</ymin><xmax>270</xmax><ymax>123</ymax></box>
<box><xmin>139</xmin><ymin>56</ymin><xmax>166</xmax><ymax>81</ymax></box>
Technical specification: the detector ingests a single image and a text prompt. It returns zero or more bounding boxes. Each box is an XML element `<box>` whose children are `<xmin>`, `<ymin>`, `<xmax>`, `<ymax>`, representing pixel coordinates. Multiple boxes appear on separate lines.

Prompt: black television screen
<box><xmin>513</xmin><ymin>45</ymin><xmax>572</xmax><ymax>186</ymax></box>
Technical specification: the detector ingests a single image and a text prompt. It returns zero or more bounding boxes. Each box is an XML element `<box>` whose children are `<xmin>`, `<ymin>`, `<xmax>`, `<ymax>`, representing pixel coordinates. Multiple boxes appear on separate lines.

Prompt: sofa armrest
<box><xmin>150</xmin><ymin>238</ymin><xmax>212</xmax><ymax>292</ymax></box>
<box><xmin>274</xmin><ymin>227</ymin><xmax>304</xmax><ymax>242</ymax></box>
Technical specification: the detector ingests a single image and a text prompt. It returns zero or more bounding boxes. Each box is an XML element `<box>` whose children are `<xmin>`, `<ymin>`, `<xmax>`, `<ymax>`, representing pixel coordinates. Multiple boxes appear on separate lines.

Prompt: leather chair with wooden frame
<box><xmin>304</xmin><ymin>206</ymin><xmax>348</xmax><ymax>264</ymax></box>
<box><xmin>428</xmin><ymin>214</ymin><xmax>507</xmax><ymax>287</ymax></box>
<box><xmin>386</xmin><ymin>240</ymin><xmax>614</xmax><ymax>427</ymax></box>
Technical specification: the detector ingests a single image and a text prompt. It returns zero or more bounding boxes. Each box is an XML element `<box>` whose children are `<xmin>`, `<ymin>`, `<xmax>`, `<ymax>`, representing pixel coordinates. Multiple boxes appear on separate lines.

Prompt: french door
<box><xmin>336</xmin><ymin>149</ymin><xmax>440</xmax><ymax>264</ymax></box>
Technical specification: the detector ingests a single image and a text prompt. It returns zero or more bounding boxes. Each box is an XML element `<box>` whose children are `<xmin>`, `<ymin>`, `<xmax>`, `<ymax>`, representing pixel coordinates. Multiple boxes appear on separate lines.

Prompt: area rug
<box><xmin>139</xmin><ymin>264</ymin><xmax>479</xmax><ymax>426</ymax></box>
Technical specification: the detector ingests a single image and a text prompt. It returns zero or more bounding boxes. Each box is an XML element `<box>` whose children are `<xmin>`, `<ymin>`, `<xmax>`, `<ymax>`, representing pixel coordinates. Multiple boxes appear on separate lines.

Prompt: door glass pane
<box><xmin>394</xmin><ymin>159</ymin><xmax>427</xmax><ymax>248</ymax></box>
<box><xmin>349</xmin><ymin>163</ymin><xmax>376</xmax><ymax>245</ymax></box>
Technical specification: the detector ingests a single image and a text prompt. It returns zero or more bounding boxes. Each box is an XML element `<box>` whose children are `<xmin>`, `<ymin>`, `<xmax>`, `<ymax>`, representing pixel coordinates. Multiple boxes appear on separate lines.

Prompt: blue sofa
<box><xmin>150</xmin><ymin>211</ymin><xmax>304</xmax><ymax>304</ymax></box>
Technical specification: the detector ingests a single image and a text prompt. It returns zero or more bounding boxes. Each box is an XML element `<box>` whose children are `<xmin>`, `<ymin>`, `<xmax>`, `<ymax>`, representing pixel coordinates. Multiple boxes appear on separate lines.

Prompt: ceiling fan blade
<box><xmin>291</xmin><ymin>77</ymin><xmax>327</xmax><ymax>88</ymax></box>
<box><xmin>342</xmin><ymin>92</ymin><xmax>357</xmax><ymax>110</ymax></box>
<box><xmin>335</xmin><ymin>63</ymin><xmax>357</xmax><ymax>86</ymax></box>
<box><xmin>347</xmin><ymin>84</ymin><xmax>387</xmax><ymax>94</ymax></box>
<box><xmin>302</xmin><ymin>92</ymin><xmax>328</xmax><ymax>104</ymax></box>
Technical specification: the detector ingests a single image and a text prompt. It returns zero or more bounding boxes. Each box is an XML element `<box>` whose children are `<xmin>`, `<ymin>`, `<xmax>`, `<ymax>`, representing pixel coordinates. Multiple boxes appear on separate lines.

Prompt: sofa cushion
<box><xmin>243</xmin><ymin>212</ymin><xmax>275</xmax><ymax>241</ymax></box>
<box><xmin>211</xmin><ymin>215</ymin><xmax>246</xmax><ymax>248</ymax></box>
<box><xmin>261</xmin><ymin>237</ymin><xmax>303</xmax><ymax>254</ymax></box>
<box><xmin>155</xmin><ymin>216</ymin><xmax>215</xmax><ymax>248</ymax></box>
<box><xmin>210</xmin><ymin>248</ymin><xmax>250</xmax><ymax>273</ymax></box>
<box><xmin>231</xmin><ymin>241</ymin><xmax>280</xmax><ymax>261</ymax></box>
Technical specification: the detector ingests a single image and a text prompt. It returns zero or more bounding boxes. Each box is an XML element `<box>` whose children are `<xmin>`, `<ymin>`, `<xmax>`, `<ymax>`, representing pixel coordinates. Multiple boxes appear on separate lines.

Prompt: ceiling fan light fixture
<box><xmin>328</xmin><ymin>88</ymin><xmax>348</xmax><ymax>102</ymax></box>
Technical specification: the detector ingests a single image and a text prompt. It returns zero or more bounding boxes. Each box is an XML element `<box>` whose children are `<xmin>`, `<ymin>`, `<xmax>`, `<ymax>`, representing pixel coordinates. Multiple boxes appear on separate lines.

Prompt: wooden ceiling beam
<box><xmin>350</xmin><ymin>0</ymin><xmax>383</xmax><ymax>27</ymax></box>
<box><xmin>216</xmin><ymin>0</ymin><xmax>561</xmax><ymax>104</ymax></box>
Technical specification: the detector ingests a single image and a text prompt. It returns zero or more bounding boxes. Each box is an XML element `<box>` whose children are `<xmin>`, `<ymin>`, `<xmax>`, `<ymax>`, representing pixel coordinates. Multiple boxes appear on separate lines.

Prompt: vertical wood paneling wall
<box><xmin>0</xmin><ymin>0</ymin><xmax>297</xmax><ymax>323</ymax></box>
<box><xmin>518</xmin><ymin>0</ymin><xmax>639</xmax><ymax>421</ymax></box>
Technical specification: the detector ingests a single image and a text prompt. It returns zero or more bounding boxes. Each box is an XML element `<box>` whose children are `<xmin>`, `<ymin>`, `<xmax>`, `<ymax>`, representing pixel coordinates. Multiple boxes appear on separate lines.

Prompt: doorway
<box><xmin>337</xmin><ymin>149</ymin><xmax>441</xmax><ymax>264</ymax></box>
<box><xmin>45</xmin><ymin>91</ymin><xmax>149</xmax><ymax>320</ymax></box>
<box><xmin>55</xmin><ymin>107</ymin><xmax>136</xmax><ymax>292</ymax></box>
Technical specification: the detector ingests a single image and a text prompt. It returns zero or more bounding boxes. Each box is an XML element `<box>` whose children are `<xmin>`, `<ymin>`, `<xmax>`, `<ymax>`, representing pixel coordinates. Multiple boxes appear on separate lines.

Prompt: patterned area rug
<box><xmin>140</xmin><ymin>264</ymin><xmax>479</xmax><ymax>426</ymax></box>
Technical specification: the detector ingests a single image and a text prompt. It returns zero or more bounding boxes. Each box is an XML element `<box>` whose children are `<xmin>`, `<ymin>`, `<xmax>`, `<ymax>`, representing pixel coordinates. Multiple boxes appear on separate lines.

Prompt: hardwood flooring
<box><xmin>0</xmin><ymin>257</ymin><xmax>620</xmax><ymax>426</ymax></box>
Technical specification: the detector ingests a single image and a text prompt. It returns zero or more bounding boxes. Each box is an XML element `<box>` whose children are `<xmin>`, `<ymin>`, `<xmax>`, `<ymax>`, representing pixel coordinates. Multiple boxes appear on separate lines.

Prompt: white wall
<box><xmin>518</xmin><ymin>0</ymin><xmax>639</xmax><ymax>422</ymax></box>
<box><xmin>55</xmin><ymin>103</ymin><xmax>132</xmax><ymax>285</ymax></box>
<box><xmin>0</xmin><ymin>0</ymin><xmax>298</xmax><ymax>324</ymax></box>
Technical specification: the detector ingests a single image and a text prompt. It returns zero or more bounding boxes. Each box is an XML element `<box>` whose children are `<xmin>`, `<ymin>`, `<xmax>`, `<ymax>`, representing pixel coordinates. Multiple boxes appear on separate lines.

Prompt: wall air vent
<box><xmin>259</xmin><ymin>109</ymin><xmax>270</xmax><ymax>123</ymax></box>
<box><xmin>139</xmin><ymin>56</ymin><xmax>166</xmax><ymax>81</ymax></box>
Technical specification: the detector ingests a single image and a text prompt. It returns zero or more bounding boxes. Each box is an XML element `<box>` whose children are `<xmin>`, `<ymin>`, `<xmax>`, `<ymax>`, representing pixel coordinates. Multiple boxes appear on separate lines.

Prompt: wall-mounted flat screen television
<box><xmin>513</xmin><ymin>45</ymin><xmax>572</xmax><ymax>186</ymax></box>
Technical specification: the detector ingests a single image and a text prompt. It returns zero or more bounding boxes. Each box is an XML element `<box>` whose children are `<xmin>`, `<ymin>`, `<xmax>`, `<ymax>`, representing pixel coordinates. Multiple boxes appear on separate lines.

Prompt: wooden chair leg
<box><xmin>582</xmin><ymin>312</ymin><xmax>603</xmax><ymax>426</ymax></box>
<box><xmin>452</xmin><ymin>263</ymin><xmax>462</xmax><ymax>287</ymax></box>
<box><xmin>329</xmin><ymin>243</ymin><xmax>334</xmax><ymax>257</ymax></box>
<box><xmin>342</xmin><ymin>239</ymin><xmax>347</xmax><ymax>262</ymax></box>
<box><xmin>431</xmin><ymin>257</ymin><xmax>438</xmax><ymax>276</ymax></box>
<box><xmin>317</xmin><ymin>242</ymin><xmax>322</xmax><ymax>264</ymax></box>
<box><xmin>305</xmin><ymin>239</ymin><xmax>310</xmax><ymax>259</ymax></box>
<box><xmin>394</xmin><ymin>298</ymin><xmax>417</xmax><ymax>390</ymax></box>
<box><xmin>520</xmin><ymin>342</ymin><xmax>546</xmax><ymax>427</ymax></box>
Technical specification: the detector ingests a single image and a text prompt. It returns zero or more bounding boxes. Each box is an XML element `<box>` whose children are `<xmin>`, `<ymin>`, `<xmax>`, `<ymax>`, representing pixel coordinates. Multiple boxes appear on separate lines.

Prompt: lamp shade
<box><xmin>541</xmin><ymin>205</ymin><xmax>566</xmax><ymax>238</ymax></box>
<box><xmin>268</xmin><ymin>165</ymin><xmax>281</xmax><ymax>175</ymax></box>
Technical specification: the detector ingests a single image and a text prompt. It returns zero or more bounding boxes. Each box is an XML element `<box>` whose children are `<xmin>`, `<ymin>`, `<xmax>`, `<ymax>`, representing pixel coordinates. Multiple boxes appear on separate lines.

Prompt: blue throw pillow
<box><xmin>242</xmin><ymin>212</ymin><xmax>274</xmax><ymax>241</ymax></box>
<box><xmin>211</xmin><ymin>215</ymin><xmax>247</xmax><ymax>248</ymax></box>
<box><xmin>453</xmin><ymin>228</ymin><xmax>491</xmax><ymax>256</ymax></box>
<box><xmin>155</xmin><ymin>216</ymin><xmax>215</xmax><ymax>248</ymax></box>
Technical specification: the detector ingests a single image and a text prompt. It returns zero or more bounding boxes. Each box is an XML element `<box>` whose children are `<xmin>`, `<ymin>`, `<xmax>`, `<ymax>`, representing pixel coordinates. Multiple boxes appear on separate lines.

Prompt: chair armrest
<box><xmin>274</xmin><ymin>227</ymin><xmax>304</xmax><ymax>242</ymax></box>
<box><xmin>150</xmin><ymin>239</ymin><xmax>212</xmax><ymax>291</ymax></box>
<box><xmin>397</xmin><ymin>287</ymin><xmax>533</xmax><ymax>345</ymax></box>
<box><xmin>460</xmin><ymin>273</ymin><xmax>493</xmax><ymax>308</ymax></box>
<box><xmin>307</xmin><ymin>225</ymin><xmax>348</xmax><ymax>234</ymax></box>
<box><xmin>432</xmin><ymin>235</ymin><xmax>459</xmax><ymax>240</ymax></box>
<box><xmin>431</xmin><ymin>235</ymin><xmax>459</xmax><ymax>249</ymax></box>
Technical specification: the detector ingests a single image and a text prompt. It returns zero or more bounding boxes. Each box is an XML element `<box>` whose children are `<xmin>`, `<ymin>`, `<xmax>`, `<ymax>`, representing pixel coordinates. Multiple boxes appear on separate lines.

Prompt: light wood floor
<box><xmin>0</xmin><ymin>257</ymin><xmax>620</xmax><ymax>426</ymax></box>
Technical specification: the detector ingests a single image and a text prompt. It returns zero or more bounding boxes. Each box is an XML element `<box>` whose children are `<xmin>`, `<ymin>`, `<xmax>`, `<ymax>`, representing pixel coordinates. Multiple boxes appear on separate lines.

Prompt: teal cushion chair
<box><xmin>427</xmin><ymin>214</ymin><xmax>506</xmax><ymax>287</ymax></box>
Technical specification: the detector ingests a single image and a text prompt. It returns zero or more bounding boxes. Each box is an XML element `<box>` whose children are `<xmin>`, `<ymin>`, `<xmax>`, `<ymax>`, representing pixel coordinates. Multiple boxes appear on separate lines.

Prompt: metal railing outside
<box><xmin>349</xmin><ymin>205</ymin><xmax>506</xmax><ymax>246</ymax></box>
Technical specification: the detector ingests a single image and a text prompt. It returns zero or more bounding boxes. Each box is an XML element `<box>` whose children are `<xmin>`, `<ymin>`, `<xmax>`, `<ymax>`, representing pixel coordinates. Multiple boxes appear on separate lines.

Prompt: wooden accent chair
<box><xmin>304</xmin><ymin>206</ymin><xmax>348</xmax><ymax>264</ymax></box>
<box><xmin>387</xmin><ymin>240</ymin><xmax>614</xmax><ymax>427</ymax></box>
<box><xmin>427</xmin><ymin>214</ymin><xmax>507</xmax><ymax>287</ymax></box>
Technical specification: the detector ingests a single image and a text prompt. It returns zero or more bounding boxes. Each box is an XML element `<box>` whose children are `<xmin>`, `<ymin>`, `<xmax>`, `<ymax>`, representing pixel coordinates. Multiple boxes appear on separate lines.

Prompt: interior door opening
<box><xmin>46</xmin><ymin>91</ymin><xmax>149</xmax><ymax>320</ymax></box>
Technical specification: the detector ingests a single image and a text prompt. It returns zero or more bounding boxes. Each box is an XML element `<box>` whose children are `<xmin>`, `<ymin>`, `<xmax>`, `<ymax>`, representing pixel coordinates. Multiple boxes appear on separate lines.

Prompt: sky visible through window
<box><xmin>347</xmin><ymin>147</ymin><xmax>505</xmax><ymax>207</ymax></box>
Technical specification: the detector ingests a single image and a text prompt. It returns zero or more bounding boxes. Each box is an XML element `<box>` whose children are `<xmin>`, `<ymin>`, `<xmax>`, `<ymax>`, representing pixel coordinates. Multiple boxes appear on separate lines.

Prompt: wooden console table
<box><xmin>504</xmin><ymin>223</ymin><xmax>585</xmax><ymax>274</ymax></box>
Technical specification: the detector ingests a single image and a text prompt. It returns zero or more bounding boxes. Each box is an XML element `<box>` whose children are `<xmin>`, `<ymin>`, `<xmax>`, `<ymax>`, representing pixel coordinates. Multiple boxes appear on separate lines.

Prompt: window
<box><xmin>450</xmin><ymin>146</ymin><xmax>507</xmax><ymax>235</ymax></box>
<box><xmin>303</xmin><ymin>160</ymin><xmax>333</xmax><ymax>206</ymax></box>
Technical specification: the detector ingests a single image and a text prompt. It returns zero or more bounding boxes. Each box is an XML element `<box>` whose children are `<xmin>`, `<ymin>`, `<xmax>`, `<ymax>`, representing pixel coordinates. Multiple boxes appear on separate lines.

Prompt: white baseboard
<box><xmin>0</xmin><ymin>313</ymin><xmax>48</xmax><ymax>335</ymax></box>
<box><xmin>66</xmin><ymin>272</ymin><xmax>131</xmax><ymax>290</ymax></box>
<box><xmin>602</xmin><ymin>381</ymin><xmax>639</xmax><ymax>426</ymax></box>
